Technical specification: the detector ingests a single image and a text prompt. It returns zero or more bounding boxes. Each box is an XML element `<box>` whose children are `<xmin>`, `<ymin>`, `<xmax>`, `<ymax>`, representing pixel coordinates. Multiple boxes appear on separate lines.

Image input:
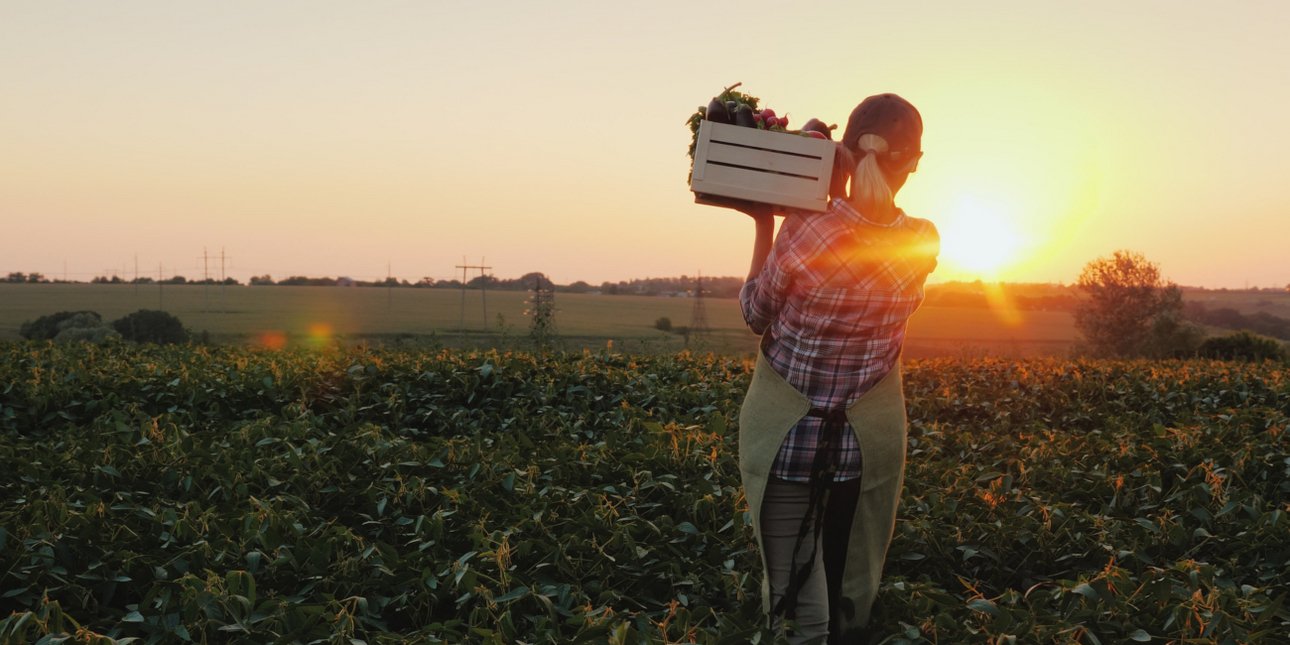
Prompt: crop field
<box><xmin>2</xmin><ymin>342</ymin><xmax>1287</xmax><ymax>643</ymax></box>
<box><xmin>0</xmin><ymin>284</ymin><xmax>1078</xmax><ymax>357</ymax></box>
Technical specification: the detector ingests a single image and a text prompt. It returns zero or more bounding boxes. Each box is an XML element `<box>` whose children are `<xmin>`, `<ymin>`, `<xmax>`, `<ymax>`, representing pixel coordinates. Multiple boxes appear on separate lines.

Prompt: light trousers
<box><xmin>760</xmin><ymin>476</ymin><xmax>863</xmax><ymax>644</ymax></box>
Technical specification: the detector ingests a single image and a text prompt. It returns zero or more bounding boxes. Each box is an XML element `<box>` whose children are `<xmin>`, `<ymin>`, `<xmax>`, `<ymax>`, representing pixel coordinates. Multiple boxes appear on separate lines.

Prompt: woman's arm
<box><xmin>738</xmin><ymin>204</ymin><xmax>790</xmax><ymax>335</ymax></box>
<box><xmin>746</xmin><ymin>208</ymin><xmax>775</xmax><ymax>281</ymax></box>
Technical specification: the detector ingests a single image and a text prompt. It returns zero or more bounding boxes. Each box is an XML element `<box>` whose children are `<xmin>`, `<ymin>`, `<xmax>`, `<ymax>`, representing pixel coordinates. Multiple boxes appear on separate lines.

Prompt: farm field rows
<box><xmin>1</xmin><ymin>343</ymin><xmax>1287</xmax><ymax>643</ymax></box>
<box><xmin>0</xmin><ymin>284</ymin><xmax>1079</xmax><ymax>357</ymax></box>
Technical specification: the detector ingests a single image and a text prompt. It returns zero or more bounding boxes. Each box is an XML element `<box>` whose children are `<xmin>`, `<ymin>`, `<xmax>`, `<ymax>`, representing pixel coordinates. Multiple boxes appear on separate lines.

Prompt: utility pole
<box><xmin>688</xmin><ymin>271</ymin><xmax>710</xmax><ymax>346</ymax></box>
<box><xmin>454</xmin><ymin>257</ymin><xmax>492</xmax><ymax>330</ymax></box>
<box><xmin>527</xmin><ymin>273</ymin><xmax>556</xmax><ymax>348</ymax></box>
<box><xmin>134</xmin><ymin>254</ymin><xmax>139</xmax><ymax>297</ymax></box>
<box><xmin>157</xmin><ymin>263</ymin><xmax>164</xmax><ymax>310</ymax></box>
<box><xmin>481</xmin><ymin>257</ymin><xmax>489</xmax><ymax>326</ymax></box>
<box><xmin>220</xmin><ymin>247</ymin><xmax>229</xmax><ymax>313</ymax></box>
<box><xmin>387</xmin><ymin>261</ymin><xmax>393</xmax><ymax>312</ymax></box>
<box><xmin>200</xmin><ymin>247</ymin><xmax>210</xmax><ymax>311</ymax></box>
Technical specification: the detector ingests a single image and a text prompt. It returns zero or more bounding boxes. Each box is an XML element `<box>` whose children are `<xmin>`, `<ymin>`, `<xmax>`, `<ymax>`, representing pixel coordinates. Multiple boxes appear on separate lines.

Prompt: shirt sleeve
<box><xmin>740</xmin><ymin>228</ymin><xmax>796</xmax><ymax>335</ymax></box>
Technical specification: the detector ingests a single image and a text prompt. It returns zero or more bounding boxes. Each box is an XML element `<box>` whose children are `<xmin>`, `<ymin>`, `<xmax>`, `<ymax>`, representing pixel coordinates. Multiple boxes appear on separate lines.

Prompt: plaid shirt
<box><xmin>740</xmin><ymin>198</ymin><xmax>938</xmax><ymax>482</ymax></box>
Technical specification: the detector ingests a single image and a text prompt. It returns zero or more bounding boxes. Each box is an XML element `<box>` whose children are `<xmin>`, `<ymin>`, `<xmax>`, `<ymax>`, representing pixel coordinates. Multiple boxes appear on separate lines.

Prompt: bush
<box><xmin>55</xmin><ymin>326</ymin><xmax>122</xmax><ymax>345</ymax></box>
<box><xmin>1197</xmin><ymin>331</ymin><xmax>1288</xmax><ymax>362</ymax></box>
<box><xmin>18</xmin><ymin>310</ymin><xmax>102</xmax><ymax>340</ymax></box>
<box><xmin>654</xmin><ymin>317</ymin><xmax>673</xmax><ymax>332</ymax></box>
<box><xmin>112</xmin><ymin>310</ymin><xmax>189</xmax><ymax>344</ymax></box>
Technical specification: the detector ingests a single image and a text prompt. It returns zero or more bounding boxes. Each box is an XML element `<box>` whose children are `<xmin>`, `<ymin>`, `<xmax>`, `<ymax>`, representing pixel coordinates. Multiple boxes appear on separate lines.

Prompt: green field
<box><xmin>0</xmin><ymin>284</ymin><xmax>1079</xmax><ymax>357</ymax></box>
<box><xmin>2</xmin><ymin>343</ymin><xmax>1287</xmax><ymax>643</ymax></box>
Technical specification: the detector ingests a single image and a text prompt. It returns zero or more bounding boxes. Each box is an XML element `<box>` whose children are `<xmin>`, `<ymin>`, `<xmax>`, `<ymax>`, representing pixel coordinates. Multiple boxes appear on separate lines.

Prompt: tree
<box><xmin>1074</xmin><ymin>250</ymin><xmax>1200</xmax><ymax>357</ymax></box>
<box><xmin>112</xmin><ymin>310</ymin><xmax>189</xmax><ymax>344</ymax></box>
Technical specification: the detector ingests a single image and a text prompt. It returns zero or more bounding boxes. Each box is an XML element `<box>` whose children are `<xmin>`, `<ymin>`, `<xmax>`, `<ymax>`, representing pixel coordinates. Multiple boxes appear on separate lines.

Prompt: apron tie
<box><xmin>772</xmin><ymin>407</ymin><xmax>850</xmax><ymax>619</ymax></box>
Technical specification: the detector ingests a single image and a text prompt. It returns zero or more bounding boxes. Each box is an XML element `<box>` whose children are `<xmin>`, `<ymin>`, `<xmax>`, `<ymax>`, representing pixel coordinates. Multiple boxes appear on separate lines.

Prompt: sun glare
<box><xmin>936</xmin><ymin>195</ymin><xmax>1024</xmax><ymax>279</ymax></box>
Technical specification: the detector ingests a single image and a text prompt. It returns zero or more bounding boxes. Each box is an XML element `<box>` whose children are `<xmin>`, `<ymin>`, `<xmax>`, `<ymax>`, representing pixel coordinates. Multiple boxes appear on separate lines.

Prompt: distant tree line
<box><xmin>596</xmin><ymin>276</ymin><xmax>745</xmax><ymax>298</ymax></box>
<box><xmin>1183</xmin><ymin>302</ymin><xmax>1290</xmax><ymax>341</ymax></box>
<box><xmin>91</xmin><ymin>275</ymin><xmax>239</xmax><ymax>285</ymax></box>
<box><xmin>5</xmin><ymin>272</ymin><xmax>48</xmax><ymax>283</ymax></box>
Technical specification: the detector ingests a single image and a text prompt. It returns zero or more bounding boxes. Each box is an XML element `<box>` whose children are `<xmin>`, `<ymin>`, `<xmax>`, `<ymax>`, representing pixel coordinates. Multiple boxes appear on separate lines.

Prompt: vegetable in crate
<box><xmin>686</xmin><ymin>82</ymin><xmax>761</xmax><ymax>163</ymax></box>
<box><xmin>801</xmin><ymin>118</ymin><xmax>836</xmax><ymax>139</ymax></box>
<box><xmin>706</xmin><ymin>98</ymin><xmax>731</xmax><ymax>124</ymax></box>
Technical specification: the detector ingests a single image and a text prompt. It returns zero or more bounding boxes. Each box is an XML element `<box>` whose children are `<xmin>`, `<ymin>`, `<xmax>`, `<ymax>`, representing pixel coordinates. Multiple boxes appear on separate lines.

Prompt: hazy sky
<box><xmin>3</xmin><ymin>1</ymin><xmax>1288</xmax><ymax>287</ymax></box>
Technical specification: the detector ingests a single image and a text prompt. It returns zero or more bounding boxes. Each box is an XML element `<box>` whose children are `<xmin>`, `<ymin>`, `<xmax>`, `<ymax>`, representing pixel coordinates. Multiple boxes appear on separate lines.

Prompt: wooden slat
<box><xmin>704</xmin><ymin>141</ymin><xmax>827</xmax><ymax>178</ymax></box>
<box><xmin>704</xmin><ymin>121</ymin><xmax>834</xmax><ymax>157</ymax></box>
<box><xmin>690</xmin><ymin>120</ymin><xmax>835</xmax><ymax>212</ymax></box>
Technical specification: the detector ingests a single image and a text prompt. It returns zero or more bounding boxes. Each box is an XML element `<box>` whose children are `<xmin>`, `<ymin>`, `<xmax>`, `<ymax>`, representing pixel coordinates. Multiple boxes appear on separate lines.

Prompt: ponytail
<box><xmin>849</xmin><ymin>134</ymin><xmax>895</xmax><ymax>221</ymax></box>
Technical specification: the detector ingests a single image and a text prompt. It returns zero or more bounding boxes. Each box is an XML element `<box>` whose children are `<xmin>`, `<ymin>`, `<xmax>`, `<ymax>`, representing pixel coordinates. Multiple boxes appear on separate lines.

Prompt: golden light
<box><xmin>936</xmin><ymin>194</ymin><xmax>1024</xmax><ymax>279</ymax></box>
<box><xmin>306</xmin><ymin>322</ymin><xmax>335</xmax><ymax>349</ymax></box>
<box><xmin>257</xmin><ymin>330</ymin><xmax>288</xmax><ymax>350</ymax></box>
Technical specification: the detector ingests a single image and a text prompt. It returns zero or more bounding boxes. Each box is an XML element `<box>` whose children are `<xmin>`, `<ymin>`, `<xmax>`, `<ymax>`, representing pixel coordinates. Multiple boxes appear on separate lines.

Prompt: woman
<box><xmin>737</xmin><ymin>93</ymin><xmax>939</xmax><ymax>643</ymax></box>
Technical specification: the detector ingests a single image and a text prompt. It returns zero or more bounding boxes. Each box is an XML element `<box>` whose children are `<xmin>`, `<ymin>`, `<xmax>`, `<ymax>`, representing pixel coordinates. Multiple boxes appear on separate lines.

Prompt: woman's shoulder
<box><xmin>899</xmin><ymin>212</ymin><xmax>939</xmax><ymax>240</ymax></box>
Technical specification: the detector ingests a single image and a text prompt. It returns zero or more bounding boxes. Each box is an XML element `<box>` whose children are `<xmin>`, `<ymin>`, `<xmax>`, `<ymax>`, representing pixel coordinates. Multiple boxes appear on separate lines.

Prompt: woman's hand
<box><xmin>734</xmin><ymin>201</ymin><xmax>775</xmax><ymax>223</ymax></box>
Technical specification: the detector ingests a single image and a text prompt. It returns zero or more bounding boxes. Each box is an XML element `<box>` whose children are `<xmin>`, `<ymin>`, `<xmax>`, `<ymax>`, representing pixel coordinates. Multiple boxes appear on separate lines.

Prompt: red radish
<box><xmin>779</xmin><ymin>114</ymin><xmax>789</xmax><ymax>128</ymax></box>
<box><xmin>765</xmin><ymin>116</ymin><xmax>780</xmax><ymax>127</ymax></box>
<box><xmin>760</xmin><ymin>108</ymin><xmax>776</xmax><ymax>119</ymax></box>
<box><xmin>802</xmin><ymin>130</ymin><xmax>827</xmax><ymax>139</ymax></box>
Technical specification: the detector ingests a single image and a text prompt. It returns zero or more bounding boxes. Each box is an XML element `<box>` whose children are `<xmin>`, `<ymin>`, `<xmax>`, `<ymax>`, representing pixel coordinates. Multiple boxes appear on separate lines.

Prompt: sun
<box><xmin>935</xmin><ymin>195</ymin><xmax>1024</xmax><ymax>279</ymax></box>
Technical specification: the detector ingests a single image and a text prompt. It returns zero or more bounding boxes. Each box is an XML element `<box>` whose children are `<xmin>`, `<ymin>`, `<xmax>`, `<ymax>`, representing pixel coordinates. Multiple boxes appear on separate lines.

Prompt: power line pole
<box><xmin>481</xmin><ymin>257</ymin><xmax>490</xmax><ymax>326</ymax></box>
<box><xmin>200</xmin><ymin>247</ymin><xmax>210</xmax><ymax>311</ymax></box>
<box><xmin>454</xmin><ymin>257</ymin><xmax>492</xmax><ymax>330</ymax></box>
<box><xmin>527</xmin><ymin>273</ymin><xmax>556</xmax><ymax>349</ymax></box>
<box><xmin>157</xmin><ymin>262</ymin><xmax>164</xmax><ymax>310</ymax></box>
<box><xmin>219</xmin><ymin>247</ymin><xmax>229</xmax><ymax>313</ymax></box>
<box><xmin>688</xmin><ymin>271</ymin><xmax>710</xmax><ymax>346</ymax></box>
<box><xmin>387</xmin><ymin>261</ymin><xmax>393</xmax><ymax>312</ymax></box>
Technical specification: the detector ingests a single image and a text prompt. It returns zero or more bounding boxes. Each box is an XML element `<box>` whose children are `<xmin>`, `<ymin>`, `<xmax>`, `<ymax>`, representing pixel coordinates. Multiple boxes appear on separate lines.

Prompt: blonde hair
<box><xmin>849</xmin><ymin>133</ymin><xmax>894</xmax><ymax>219</ymax></box>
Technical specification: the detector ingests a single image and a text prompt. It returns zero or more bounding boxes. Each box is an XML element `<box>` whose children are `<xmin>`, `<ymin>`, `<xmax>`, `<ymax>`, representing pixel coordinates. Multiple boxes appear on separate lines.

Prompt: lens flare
<box><xmin>306</xmin><ymin>322</ymin><xmax>334</xmax><ymax>348</ymax></box>
<box><xmin>257</xmin><ymin>330</ymin><xmax>287</xmax><ymax>350</ymax></box>
<box><xmin>981</xmin><ymin>281</ymin><xmax>1023</xmax><ymax>328</ymax></box>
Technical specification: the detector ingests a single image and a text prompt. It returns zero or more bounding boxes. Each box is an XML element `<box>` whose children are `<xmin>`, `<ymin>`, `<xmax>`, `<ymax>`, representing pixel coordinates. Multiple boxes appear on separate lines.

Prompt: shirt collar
<box><xmin>831</xmin><ymin>197</ymin><xmax>906</xmax><ymax>228</ymax></box>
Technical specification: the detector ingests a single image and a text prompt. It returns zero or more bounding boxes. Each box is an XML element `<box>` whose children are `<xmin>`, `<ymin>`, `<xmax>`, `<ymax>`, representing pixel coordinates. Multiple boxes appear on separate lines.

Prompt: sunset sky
<box><xmin>3</xmin><ymin>1</ymin><xmax>1288</xmax><ymax>288</ymax></box>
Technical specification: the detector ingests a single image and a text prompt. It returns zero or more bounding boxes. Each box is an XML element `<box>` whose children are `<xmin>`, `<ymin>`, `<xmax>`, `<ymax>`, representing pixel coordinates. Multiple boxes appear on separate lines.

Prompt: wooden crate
<box><xmin>690</xmin><ymin>120</ymin><xmax>836</xmax><ymax>212</ymax></box>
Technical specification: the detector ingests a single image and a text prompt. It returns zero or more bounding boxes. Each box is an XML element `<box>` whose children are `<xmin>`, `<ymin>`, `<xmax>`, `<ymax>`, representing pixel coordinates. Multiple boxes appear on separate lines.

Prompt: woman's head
<box><xmin>840</xmin><ymin>94</ymin><xmax>923</xmax><ymax>218</ymax></box>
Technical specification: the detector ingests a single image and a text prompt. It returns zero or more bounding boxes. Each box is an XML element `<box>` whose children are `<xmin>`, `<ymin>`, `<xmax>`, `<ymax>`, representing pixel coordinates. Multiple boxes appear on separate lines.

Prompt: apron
<box><xmin>739</xmin><ymin>350</ymin><xmax>908</xmax><ymax>635</ymax></box>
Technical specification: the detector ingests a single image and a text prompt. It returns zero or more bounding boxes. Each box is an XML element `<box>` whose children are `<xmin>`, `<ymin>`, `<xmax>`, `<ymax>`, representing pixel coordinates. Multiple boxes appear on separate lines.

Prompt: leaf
<box><xmin>966</xmin><ymin>598</ymin><xmax>999</xmax><ymax>616</ymax></box>
<box><xmin>122</xmin><ymin>610</ymin><xmax>145</xmax><ymax>623</ymax></box>
<box><xmin>676</xmin><ymin>522</ymin><xmax>699</xmax><ymax>535</ymax></box>
<box><xmin>493</xmin><ymin>586</ymin><xmax>529</xmax><ymax>603</ymax></box>
<box><xmin>1128</xmin><ymin>629</ymin><xmax>1151</xmax><ymax>642</ymax></box>
<box><xmin>1071</xmin><ymin>583</ymin><xmax>1099</xmax><ymax>600</ymax></box>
